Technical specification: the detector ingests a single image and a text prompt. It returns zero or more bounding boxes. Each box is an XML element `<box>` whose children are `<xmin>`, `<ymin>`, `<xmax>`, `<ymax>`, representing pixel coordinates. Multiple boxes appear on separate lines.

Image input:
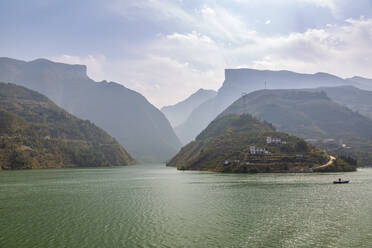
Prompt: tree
<box><xmin>295</xmin><ymin>140</ymin><xmax>308</xmax><ymax>152</ymax></box>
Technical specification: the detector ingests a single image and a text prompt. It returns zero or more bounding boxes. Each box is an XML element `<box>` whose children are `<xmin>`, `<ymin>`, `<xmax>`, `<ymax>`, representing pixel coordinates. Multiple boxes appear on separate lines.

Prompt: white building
<box><xmin>266</xmin><ymin>136</ymin><xmax>285</xmax><ymax>144</ymax></box>
<box><xmin>250</xmin><ymin>146</ymin><xmax>270</xmax><ymax>155</ymax></box>
<box><xmin>250</xmin><ymin>146</ymin><xmax>257</xmax><ymax>154</ymax></box>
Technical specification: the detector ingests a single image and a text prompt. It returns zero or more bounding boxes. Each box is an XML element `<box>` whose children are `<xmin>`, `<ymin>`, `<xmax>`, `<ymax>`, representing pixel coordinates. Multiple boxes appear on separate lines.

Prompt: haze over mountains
<box><xmin>2</xmin><ymin>56</ymin><xmax>372</xmax><ymax>168</ymax></box>
<box><xmin>161</xmin><ymin>89</ymin><xmax>216</xmax><ymax>127</ymax></box>
<box><xmin>174</xmin><ymin>69</ymin><xmax>372</xmax><ymax>144</ymax></box>
<box><xmin>0</xmin><ymin>57</ymin><xmax>181</xmax><ymax>163</ymax></box>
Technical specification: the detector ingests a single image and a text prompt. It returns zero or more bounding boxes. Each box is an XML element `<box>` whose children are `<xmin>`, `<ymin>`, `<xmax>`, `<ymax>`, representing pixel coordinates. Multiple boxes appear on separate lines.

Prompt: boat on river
<box><xmin>333</xmin><ymin>178</ymin><xmax>349</xmax><ymax>184</ymax></box>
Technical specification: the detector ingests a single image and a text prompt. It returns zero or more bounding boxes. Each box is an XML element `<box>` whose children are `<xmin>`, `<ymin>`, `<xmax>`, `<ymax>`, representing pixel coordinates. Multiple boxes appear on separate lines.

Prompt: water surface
<box><xmin>1</xmin><ymin>165</ymin><xmax>372</xmax><ymax>248</ymax></box>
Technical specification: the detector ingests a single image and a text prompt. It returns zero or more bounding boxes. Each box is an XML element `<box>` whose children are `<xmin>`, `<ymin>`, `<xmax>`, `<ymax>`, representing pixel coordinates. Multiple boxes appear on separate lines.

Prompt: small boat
<box><xmin>333</xmin><ymin>180</ymin><xmax>349</xmax><ymax>184</ymax></box>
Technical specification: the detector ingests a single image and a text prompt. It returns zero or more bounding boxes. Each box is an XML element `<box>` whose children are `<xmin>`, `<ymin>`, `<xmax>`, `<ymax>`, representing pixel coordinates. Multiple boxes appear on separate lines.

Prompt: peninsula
<box><xmin>167</xmin><ymin>114</ymin><xmax>356</xmax><ymax>173</ymax></box>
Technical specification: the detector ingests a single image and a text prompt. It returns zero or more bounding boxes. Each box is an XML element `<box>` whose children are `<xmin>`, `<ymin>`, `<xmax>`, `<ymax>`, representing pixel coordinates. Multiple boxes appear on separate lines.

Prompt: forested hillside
<box><xmin>222</xmin><ymin>89</ymin><xmax>372</xmax><ymax>166</ymax></box>
<box><xmin>167</xmin><ymin>114</ymin><xmax>354</xmax><ymax>173</ymax></box>
<box><xmin>0</xmin><ymin>83</ymin><xmax>134</xmax><ymax>169</ymax></box>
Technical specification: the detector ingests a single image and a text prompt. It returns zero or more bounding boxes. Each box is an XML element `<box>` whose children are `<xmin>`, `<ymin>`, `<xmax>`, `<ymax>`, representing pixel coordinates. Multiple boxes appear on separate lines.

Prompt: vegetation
<box><xmin>222</xmin><ymin>90</ymin><xmax>372</xmax><ymax>167</ymax></box>
<box><xmin>167</xmin><ymin>114</ymin><xmax>354</xmax><ymax>173</ymax></box>
<box><xmin>0</xmin><ymin>82</ymin><xmax>135</xmax><ymax>169</ymax></box>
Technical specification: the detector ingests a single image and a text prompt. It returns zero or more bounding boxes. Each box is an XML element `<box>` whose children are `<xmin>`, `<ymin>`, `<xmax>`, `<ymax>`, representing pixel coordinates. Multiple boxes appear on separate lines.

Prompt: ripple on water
<box><xmin>1</xmin><ymin>166</ymin><xmax>372</xmax><ymax>248</ymax></box>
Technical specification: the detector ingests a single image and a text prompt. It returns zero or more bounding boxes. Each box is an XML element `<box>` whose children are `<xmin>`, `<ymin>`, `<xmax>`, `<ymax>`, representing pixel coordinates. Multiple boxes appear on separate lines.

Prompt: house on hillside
<box><xmin>250</xmin><ymin>146</ymin><xmax>270</xmax><ymax>155</ymax></box>
<box><xmin>266</xmin><ymin>136</ymin><xmax>286</xmax><ymax>144</ymax></box>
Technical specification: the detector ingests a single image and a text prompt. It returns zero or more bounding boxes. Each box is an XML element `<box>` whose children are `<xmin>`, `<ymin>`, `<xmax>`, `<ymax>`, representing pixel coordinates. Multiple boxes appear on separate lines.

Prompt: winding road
<box><xmin>313</xmin><ymin>156</ymin><xmax>336</xmax><ymax>169</ymax></box>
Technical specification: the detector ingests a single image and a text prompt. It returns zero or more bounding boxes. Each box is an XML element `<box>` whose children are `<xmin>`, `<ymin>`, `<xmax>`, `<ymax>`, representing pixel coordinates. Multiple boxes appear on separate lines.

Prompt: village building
<box><xmin>266</xmin><ymin>136</ymin><xmax>286</xmax><ymax>144</ymax></box>
<box><xmin>250</xmin><ymin>146</ymin><xmax>270</xmax><ymax>155</ymax></box>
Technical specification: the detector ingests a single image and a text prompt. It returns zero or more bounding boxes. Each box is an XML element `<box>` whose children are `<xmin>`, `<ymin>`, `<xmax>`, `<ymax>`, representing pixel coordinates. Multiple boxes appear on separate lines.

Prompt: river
<box><xmin>1</xmin><ymin>165</ymin><xmax>372</xmax><ymax>247</ymax></box>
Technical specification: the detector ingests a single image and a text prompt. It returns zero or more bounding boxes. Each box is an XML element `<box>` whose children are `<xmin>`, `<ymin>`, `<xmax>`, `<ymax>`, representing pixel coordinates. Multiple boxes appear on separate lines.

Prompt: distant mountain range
<box><xmin>161</xmin><ymin>89</ymin><xmax>216</xmax><ymax>127</ymax></box>
<box><xmin>167</xmin><ymin>113</ymin><xmax>355</xmax><ymax>172</ymax></box>
<box><xmin>0</xmin><ymin>57</ymin><xmax>181</xmax><ymax>163</ymax></box>
<box><xmin>221</xmin><ymin>89</ymin><xmax>372</xmax><ymax>166</ymax></box>
<box><xmin>173</xmin><ymin>69</ymin><xmax>372</xmax><ymax>144</ymax></box>
<box><xmin>0</xmin><ymin>82</ymin><xmax>134</xmax><ymax>169</ymax></box>
<box><xmin>2</xmin><ymin>57</ymin><xmax>371</xmax><ymax>167</ymax></box>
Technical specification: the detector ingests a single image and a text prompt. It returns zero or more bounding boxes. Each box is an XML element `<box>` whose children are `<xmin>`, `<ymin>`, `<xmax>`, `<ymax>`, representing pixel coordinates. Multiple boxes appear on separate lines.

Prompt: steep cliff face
<box><xmin>161</xmin><ymin>89</ymin><xmax>217</xmax><ymax>128</ymax></box>
<box><xmin>0</xmin><ymin>57</ymin><xmax>181</xmax><ymax>163</ymax></box>
<box><xmin>175</xmin><ymin>69</ymin><xmax>357</xmax><ymax>144</ymax></box>
<box><xmin>0</xmin><ymin>82</ymin><xmax>135</xmax><ymax>169</ymax></box>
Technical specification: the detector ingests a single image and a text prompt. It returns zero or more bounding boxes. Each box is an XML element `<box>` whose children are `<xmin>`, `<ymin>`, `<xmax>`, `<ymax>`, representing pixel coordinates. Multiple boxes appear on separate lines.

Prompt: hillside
<box><xmin>313</xmin><ymin>86</ymin><xmax>372</xmax><ymax>120</ymax></box>
<box><xmin>161</xmin><ymin>89</ymin><xmax>216</xmax><ymax>128</ymax></box>
<box><xmin>0</xmin><ymin>57</ymin><xmax>181</xmax><ymax>162</ymax></box>
<box><xmin>222</xmin><ymin>89</ymin><xmax>372</xmax><ymax>166</ymax></box>
<box><xmin>174</xmin><ymin>69</ymin><xmax>363</xmax><ymax>144</ymax></box>
<box><xmin>346</xmin><ymin>76</ymin><xmax>372</xmax><ymax>91</ymax></box>
<box><xmin>0</xmin><ymin>82</ymin><xmax>134</xmax><ymax>169</ymax></box>
<box><xmin>167</xmin><ymin>114</ymin><xmax>355</xmax><ymax>173</ymax></box>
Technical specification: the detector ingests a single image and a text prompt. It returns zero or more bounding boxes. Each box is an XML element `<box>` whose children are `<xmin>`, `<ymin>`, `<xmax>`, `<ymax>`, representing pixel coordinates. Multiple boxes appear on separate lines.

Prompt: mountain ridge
<box><xmin>174</xmin><ymin>68</ymin><xmax>371</xmax><ymax>144</ymax></box>
<box><xmin>0</xmin><ymin>57</ymin><xmax>181</xmax><ymax>163</ymax></box>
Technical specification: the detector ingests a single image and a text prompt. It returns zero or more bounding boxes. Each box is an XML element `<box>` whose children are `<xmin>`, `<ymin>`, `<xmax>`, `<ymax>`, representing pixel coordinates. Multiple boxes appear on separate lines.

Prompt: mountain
<box><xmin>221</xmin><ymin>89</ymin><xmax>372</xmax><ymax>166</ymax></box>
<box><xmin>313</xmin><ymin>86</ymin><xmax>372</xmax><ymax>120</ymax></box>
<box><xmin>0</xmin><ymin>82</ymin><xmax>134</xmax><ymax>169</ymax></box>
<box><xmin>161</xmin><ymin>89</ymin><xmax>217</xmax><ymax>127</ymax></box>
<box><xmin>0</xmin><ymin>57</ymin><xmax>181</xmax><ymax>162</ymax></box>
<box><xmin>346</xmin><ymin>76</ymin><xmax>372</xmax><ymax>91</ymax></box>
<box><xmin>167</xmin><ymin>114</ymin><xmax>355</xmax><ymax>173</ymax></box>
<box><xmin>174</xmin><ymin>69</ymin><xmax>361</xmax><ymax>144</ymax></box>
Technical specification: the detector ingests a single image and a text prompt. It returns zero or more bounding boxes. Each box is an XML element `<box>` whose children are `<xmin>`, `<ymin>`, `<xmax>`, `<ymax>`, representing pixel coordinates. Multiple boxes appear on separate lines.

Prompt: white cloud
<box><xmin>248</xmin><ymin>18</ymin><xmax>372</xmax><ymax>77</ymax></box>
<box><xmin>197</xmin><ymin>5</ymin><xmax>258</xmax><ymax>44</ymax></box>
<box><xmin>113</xmin><ymin>32</ymin><xmax>226</xmax><ymax>107</ymax></box>
<box><xmin>49</xmin><ymin>33</ymin><xmax>225</xmax><ymax>108</ymax></box>
<box><xmin>141</xmin><ymin>18</ymin><xmax>372</xmax><ymax>106</ymax></box>
<box><xmin>107</xmin><ymin>0</ymin><xmax>194</xmax><ymax>23</ymax></box>
<box><xmin>52</xmin><ymin>0</ymin><xmax>372</xmax><ymax>108</ymax></box>
<box><xmin>111</xmin><ymin>55</ymin><xmax>223</xmax><ymax>107</ymax></box>
<box><xmin>234</xmin><ymin>0</ymin><xmax>336</xmax><ymax>9</ymax></box>
<box><xmin>108</xmin><ymin>1</ymin><xmax>258</xmax><ymax>44</ymax></box>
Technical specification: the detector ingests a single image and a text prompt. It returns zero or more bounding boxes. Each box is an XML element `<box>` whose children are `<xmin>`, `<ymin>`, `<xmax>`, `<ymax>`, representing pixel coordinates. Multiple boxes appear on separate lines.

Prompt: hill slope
<box><xmin>161</xmin><ymin>89</ymin><xmax>216</xmax><ymax>128</ymax></box>
<box><xmin>222</xmin><ymin>90</ymin><xmax>372</xmax><ymax>166</ymax></box>
<box><xmin>346</xmin><ymin>76</ymin><xmax>372</xmax><ymax>91</ymax></box>
<box><xmin>0</xmin><ymin>83</ymin><xmax>134</xmax><ymax>169</ymax></box>
<box><xmin>313</xmin><ymin>86</ymin><xmax>372</xmax><ymax>120</ymax></box>
<box><xmin>175</xmin><ymin>69</ymin><xmax>362</xmax><ymax>144</ymax></box>
<box><xmin>167</xmin><ymin>114</ymin><xmax>355</xmax><ymax>173</ymax></box>
<box><xmin>0</xmin><ymin>57</ymin><xmax>181</xmax><ymax>162</ymax></box>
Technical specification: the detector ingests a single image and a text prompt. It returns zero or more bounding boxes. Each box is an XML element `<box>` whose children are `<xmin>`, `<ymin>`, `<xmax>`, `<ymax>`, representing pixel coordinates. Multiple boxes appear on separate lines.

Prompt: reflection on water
<box><xmin>1</xmin><ymin>165</ymin><xmax>372</xmax><ymax>248</ymax></box>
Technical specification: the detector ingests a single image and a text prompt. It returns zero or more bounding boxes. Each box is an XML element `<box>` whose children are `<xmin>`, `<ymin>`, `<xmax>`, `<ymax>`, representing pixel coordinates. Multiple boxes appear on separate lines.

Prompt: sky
<box><xmin>1</xmin><ymin>0</ymin><xmax>372</xmax><ymax>107</ymax></box>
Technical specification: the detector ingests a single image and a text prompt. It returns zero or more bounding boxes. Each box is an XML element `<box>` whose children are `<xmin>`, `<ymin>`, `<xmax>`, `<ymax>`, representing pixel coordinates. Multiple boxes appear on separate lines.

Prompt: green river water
<box><xmin>1</xmin><ymin>164</ymin><xmax>372</xmax><ymax>248</ymax></box>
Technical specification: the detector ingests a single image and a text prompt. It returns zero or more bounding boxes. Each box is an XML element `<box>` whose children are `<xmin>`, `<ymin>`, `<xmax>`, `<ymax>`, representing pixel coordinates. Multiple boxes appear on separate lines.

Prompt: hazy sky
<box><xmin>1</xmin><ymin>0</ymin><xmax>372</xmax><ymax>107</ymax></box>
